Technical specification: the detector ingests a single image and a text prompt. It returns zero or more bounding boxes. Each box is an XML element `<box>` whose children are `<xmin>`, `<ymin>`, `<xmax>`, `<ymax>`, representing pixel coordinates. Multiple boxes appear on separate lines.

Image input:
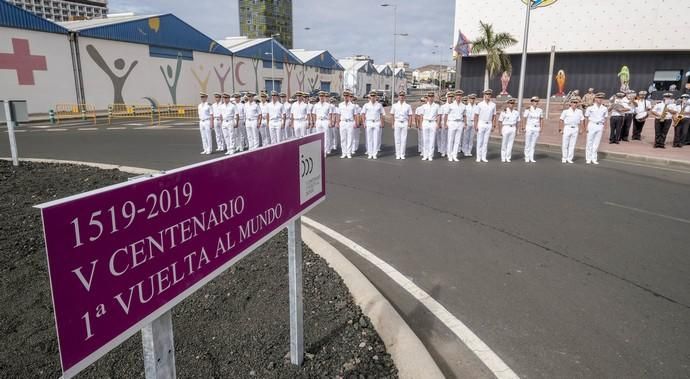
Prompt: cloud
<box><xmin>108</xmin><ymin>0</ymin><xmax>454</xmax><ymax>68</ymax></box>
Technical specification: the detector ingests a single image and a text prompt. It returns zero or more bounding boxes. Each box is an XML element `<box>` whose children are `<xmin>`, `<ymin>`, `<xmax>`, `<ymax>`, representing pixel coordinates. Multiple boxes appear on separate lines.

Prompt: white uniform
<box><xmin>473</xmin><ymin>100</ymin><xmax>496</xmax><ymax>162</ymax></box>
<box><xmin>235</xmin><ymin>100</ymin><xmax>247</xmax><ymax>151</ymax></box>
<box><xmin>306</xmin><ymin>102</ymin><xmax>315</xmax><ymax>135</ymax></box>
<box><xmin>282</xmin><ymin>101</ymin><xmax>292</xmax><ymax>140</ymax></box>
<box><xmin>244</xmin><ymin>101</ymin><xmax>262</xmax><ymax>150</ymax></box>
<box><xmin>437</xmin><ymin>101</ymin><xmax>451</xmax><ymax>155</ymax></box>
<box><xmin>498</xmin><ymin>108</ymin><xmax>520</xmax><ymax>162</ymax></box>
<box><xmin>338</xmin><ymin>101</ymin><xmax>358</xmax><ymax>158</ymax></box>
<box><xmin>259</xmin><ymin>101</ymin><xmax>270</xmax><ymax>146</ymax></box>
<box><xmin>461</xmin><ymin>102</ymin><xmax>475</xmax><ymax>156</ymax></box>
<box><xmin>198</xmin><ymin>102</ymin><xmax>213</xmax><ymax>154</ymax></box>
<box><xmin>418</xmin><ymin>102</ymin><xmax>440</xmax><ymax>160</ymax></box>
<box><xmin>220</xmin><ymin>101</ymin><xmax>238</xmax><ymax>154</ymax></box>
<box><xmin>330</xmin><ymin>103</ymin><xmax>340</xmax><ymax>152</ymax></box>
<box><xmin>560</xmin><ymin>107</ymin><xmax>585</xmax><ymax>162</ymax></box>
<box><xmin>211</xmin><ymin>101</ymin><xmax>225</xmax><ymax>151</ymax></box>
<box><xmin>445</xmin><ymin>100</ymin><xmax>466</xmax><ymax>161</ymax></box>
<box><xmin>312</xmin><ymin>101</ymin><xmax>333</xmax><ymax>156</ymax></box>
<box><xmin>291</xmin><ymin>101</ymin><xmax>309</xmax><ymax>138</ymax></box>
<box><xmin>266</xmin><ymin>100</ymin><xmax>285</xmax><ymax>145</ymax></box>
<box><xmin>522</xmin><ymin>106</ymin><xmax>543</xmax><ymax>162</ymax></box>
<box><xmin>361</xmin><ymin>101</ymin><xmax>385</xmax><ymax>158</ymax></box>
<box><xmin>585</xmin><ymin>104</ymin><xmax>608</xmax><ymax>163</ymax></box>
<box><xmin>391</xmin><ymin>101</ymin><xmax>413</xmax><ymax>159</ymax></box>
<box><xmin>415</xmin><ymin>104</ymin><xmax>425</xmax><ymax>153</ymax></box>
<box><xmin>352</xmin><ymin>103</ymin><xmax>362</xmax><ymax>154</ymax></box>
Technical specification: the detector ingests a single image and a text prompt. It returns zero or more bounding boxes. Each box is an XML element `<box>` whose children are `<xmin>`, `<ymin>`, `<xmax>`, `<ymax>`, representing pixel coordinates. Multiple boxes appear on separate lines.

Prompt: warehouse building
<box><xmin>290</xmin><ymin>49</ymin><xmax>344</xmax><ymax>95</ymax></box>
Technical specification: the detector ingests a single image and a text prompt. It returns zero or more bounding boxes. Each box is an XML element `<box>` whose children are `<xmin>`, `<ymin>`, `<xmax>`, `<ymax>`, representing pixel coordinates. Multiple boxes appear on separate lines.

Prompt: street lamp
<box><xmin>270</xmin><ymin>33</ymin><xmax>280</xmax><ymax>92</ymax></box>
<box><xmin>381</xmin><ymin>4</ymin><xmax>406</xmax><ymax>101</ymax></box>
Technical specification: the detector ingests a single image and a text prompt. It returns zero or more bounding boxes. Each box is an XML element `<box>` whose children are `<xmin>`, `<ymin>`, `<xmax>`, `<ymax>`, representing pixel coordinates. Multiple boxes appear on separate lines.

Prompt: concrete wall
<box><xmin>0</xmin><ymin>26</ymin><xmax>76</xmax><ymax>113</ymax></box>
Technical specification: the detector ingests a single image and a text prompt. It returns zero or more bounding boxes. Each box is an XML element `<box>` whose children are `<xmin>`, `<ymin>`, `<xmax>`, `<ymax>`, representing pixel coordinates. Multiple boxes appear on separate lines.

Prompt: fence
<box><xmin>157</xmin><ymin>104</ymin><xmax>199</xmax><ymax>126</ymax></box>
<box><xmin>108</xmin><ymin>104</ymin><xmax>154</xmax><ymax>125</ymax></box>
<box><xmin>55</xmin><ymin>104</ymin><xmax>97</xmax><ymax>125</ymax></box>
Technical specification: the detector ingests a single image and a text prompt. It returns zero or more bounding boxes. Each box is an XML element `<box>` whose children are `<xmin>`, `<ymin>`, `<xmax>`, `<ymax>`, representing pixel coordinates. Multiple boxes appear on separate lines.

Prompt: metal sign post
<box><xmin>142</xmin><ymin>311</ymin><xmax>176</xmax><ymax>379</ymax></box>
<box><xmin>288</xmin><ymin>218</ymin><xmax>304</xmax><ymax>365</ymax></box>
<box><xmin>545</xmin><ymin>45</ymin><xmax>556</xmax><ymax>119</ymax></box>
<box><xmin>2</xmin><ymin>100</ymin><xmax>19</xmax><ymax>166</ymax></box>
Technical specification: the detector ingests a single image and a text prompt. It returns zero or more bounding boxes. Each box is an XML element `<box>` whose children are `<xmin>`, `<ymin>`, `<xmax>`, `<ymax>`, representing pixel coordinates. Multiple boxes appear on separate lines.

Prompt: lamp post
<box><xmin>271</xmin><ymin>33</ymin><xmax>280</xmax><ymax>92</ymax></box>
<box><xmin>516</xmin><ymin>1</ymin><xmax>532</xmax><ymax>114</ymax></box>
<box><xmin>381</xmin><ymin>4</ymin><xmax>406</xmax><ymax>101</ymax></box>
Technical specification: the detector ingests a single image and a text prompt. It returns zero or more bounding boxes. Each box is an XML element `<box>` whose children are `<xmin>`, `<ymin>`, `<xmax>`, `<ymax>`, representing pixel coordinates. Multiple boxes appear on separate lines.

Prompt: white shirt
<box><xmin>499</xmin><ymin>109</ymin><xmax>520</xmax><ymax>125</ymax></box>
<box><xmin>212</xmin><ymin>102</ymin><xmax>223</xmax><ymax>118</ymax></box>
<box><xmin>522</xmin><ymin>106</ymin><xmax>543</xmax><ymax>127</ymax></box>
<box><xmin>623</xmin><ymin>98</ymin><xmax>635</xmax><ymax>114</ymax></box>
<box><xmin>391</xmin><ymin>101</ymin><xmax>413</xmax><ymax>122</ymax></box>
<box><xmin>282</xmin><ymin>101</ymin><xmax>291</xmax><ymax>117</ymax></box>
<box><xmin>291</xmin><ymin>101</ymin><xmax>309</xmax><ymax>120</ymax></box>
<box><xmin>474</xmin><ymin>100</ymin><xmax>497</xmax><ymax>123</ymax></box>
<box><xmin>585</xmin><ymin>104</ymin><xmax>608</xmax><ymax>124</ymax></box>
<box><xmin>259</xmin><ymin>102</ymin><xmax>269</xmax><ymax>123</ymax></box>
<box><xmin>244</xmin><ymin>102</ymin><xmax>261</xmax><ymax>120</ymax></box>
<box><xmin>447</xmin><ymin>101</ymin><xmax>466</xmax><ymax>122</ymax></box>
<box><xmin>338</xmin><ymin>101</ymin><xmax>358</xmax><ymax>121</ymax></box>
<box><xmin>634</xmin><ymin>99</ymin><xmax>651</xmax><ymax>115</ymax></box>
<box><xmin>415</xmin><ymin>105</ymin><xmax>424</xmax><ymax>116</ymax></box>
<box><xmin>198</xmin><ymin>102</ymin><xmax>212</xmax><ymax>121</ymax></box>
<box><xmin>312</xmin><ymin>101</ymin><xmax>332</xmax><ymax>120</ymax></box>
<box><xmin>361</xmin><ymin>101</ymin><xmax>385</xmax><ymax>122</ymax></box>
<box><xmin>683</xmin><ymin>101</ymin><xmax>690</xmax><ymax>114</ymax></box>
<box><xmin>560</xmin><ymin>107</ymin><xmax>585</xmax><ymax>126</ymax></box>
<box><xmin>610</xmin><ymin>99</ymin><xmax>630</xmax><ymax>117</ymax></box>
<box><xmin>266</xmin><ymin>101</ymin><xmax>284</xmax><ymax>122</ymax></box>
<box><xmin>234</xmin><ymin>101</ymin><xmax>246</xmax><ymax>120</ymax></box>
<box><xmin>330</xmin><ymin>103</ymin><xmax>338</xmax><ymax>116</ymax></box>
<box><xmin>220</xmin><ymin>102</ymin><xmax>237</xmax><ymax>122</ymax></box>
<box><xmin>465</xmin><ymin>103</ymin><xmax>476</xmax><ymax>125</ymax></box>
<box><xmin>652</xmin><ymin>101</ymin><xmax>678</xmax><ymax>120</ymax></box>
<box><xmin>419</xmin><ymin>102</ymin><xmax>440</xmax><ymax>121</ymax></box>
<box><xmin>307</xmin><ymin>103</ymin><xmax>314</xmax><ymax>115</ymax></box>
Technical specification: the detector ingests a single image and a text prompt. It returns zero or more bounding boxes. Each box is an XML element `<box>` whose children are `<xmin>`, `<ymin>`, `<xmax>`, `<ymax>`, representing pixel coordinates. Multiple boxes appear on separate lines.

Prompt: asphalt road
<box><xmin>3</xmin><ymin>119</ymin><xmax>689</xmax><ymax>378</ymax></box>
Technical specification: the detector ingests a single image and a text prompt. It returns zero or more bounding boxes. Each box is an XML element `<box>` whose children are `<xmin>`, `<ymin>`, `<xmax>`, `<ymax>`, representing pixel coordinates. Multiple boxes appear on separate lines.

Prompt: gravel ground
<box><xmin>0</xmin><ymin>161</ymin><xmax>397</xmax><ymax>379</ymax></box>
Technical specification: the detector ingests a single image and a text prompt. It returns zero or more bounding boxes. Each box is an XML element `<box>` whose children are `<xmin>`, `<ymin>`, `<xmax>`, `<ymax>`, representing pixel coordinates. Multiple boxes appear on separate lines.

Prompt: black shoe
<box><xmin>622</xmin><ymin>139</ymin><xmax>629</xmax><ymax>142</ymax></box>
<box><xmin>614</xmin><ymin>141</ymin><xmax>620</xmax><ymax>144</ymax></box>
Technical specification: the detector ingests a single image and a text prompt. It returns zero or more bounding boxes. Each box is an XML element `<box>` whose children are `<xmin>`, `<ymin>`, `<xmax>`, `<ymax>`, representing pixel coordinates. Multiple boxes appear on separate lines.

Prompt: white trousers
<box><xmin>199</xmin><ymin>120</ymin><xmax>212</xmax><ymax>153</ymax></box>
<box><xmin>330</xmin><ymin>127</ymin><xmax>339</xmax><ymax>151</ymax></box>
<box><xmin>446</xmin><ymin>121</ymin><xmax>464</xmax><ymax>159</ymax></box>
<box><xmin>524</xmin><ymin>126</ymin><xmax>540</xmax><ymax>161</ymax></box>
<box><xmin>377</xmin><ymin>126</ymin><xmax>383</xmax><ymax>152</ymax></box>
<box><xmin>437</xmin><ymin>126</ymin><xmax>448</xmax><ymax>154</ymax></box>
<box><xmin>586</xmin><ymin>123</ymin><xmax>604</xmax><ymax>162</ymax></box>
<box><xmin>269</xmin><ymin>120</ymin><xmax>283</xmax><ymax>145</ymax></box>
<box><xmin>476</xmin><ymin>122</ymin><xmax>492</xmax><ymax>160</ymax></box>
<box><xmin>500</xmin><ymin>125</ymin><xmax>516</xmax><ymax>161</ymax></box>
<box><xmin>352</xmin><ymin>126</ymin><xmax>361</xmax><ymax>154</ymax></box>
<box><xmin>245</xmin><ymin>120</ymin><xmax>260</xmax><ymax>150</ymax></box>
<box><xmin>422</xmin><ymin>121</ymin><xmax>437</xmax><ymax>159</ymax></box>
<box><xmin>237</xmin><ymin>119</ymin><xmax>247</xmax><ymax>150</ymax></box>
<box><xmin>562</xmin><ymin>126</ymin><xmax>578</xmax><ymax>161</ymax></box>
<box><xmin>366</xmin><ymin>121</ymin><xmax>381</xmax><ymax>156</ymax></box>
<box><xmin>315</xmin><ymin>120</ymin><xmax>330</xmax><ymax>155</ymax></box>
<box><xmin>259</xmin><ymin>123</ymin><xmax>269</xmax><ymax>146</ymax></box>
<box><xmin>339</xmin><ymin>121</ymin><xmax>354</xmax><ymax>156</ymax></box>
<box><xmin>213</xmin><ymin>118</ymin><xmax>224</xmax><ymax>150</ymax></box>
<box><xmin>293</xmin><ymin>120</ymin><xmax>307</xmax><ymax>138</ymax></box>
<box><xmin>461</xmin><ymin>123</ymin><xmax>474</xmax><ymax>155</ymax></box>
<box><xmin>394</xmin><ymin>121</ymin><xmax>409</xmax><ymax>158</ymax></box>
<box><xmin>417</xmin><ymin>126</ymin><xmax>424</xmax><ymax>153</ymax></box>
<box><xmin>222</xmin><ymin>120</ymin><xmax>236</xmax><ymax>152</ymax></box>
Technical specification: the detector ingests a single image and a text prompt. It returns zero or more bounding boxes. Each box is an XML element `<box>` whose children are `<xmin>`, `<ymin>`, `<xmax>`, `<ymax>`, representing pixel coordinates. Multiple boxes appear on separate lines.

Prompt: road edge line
<box><xmin>301</xmin><ymin>226</ymin><xmax>444</xmax><ymax>379</ymax></box>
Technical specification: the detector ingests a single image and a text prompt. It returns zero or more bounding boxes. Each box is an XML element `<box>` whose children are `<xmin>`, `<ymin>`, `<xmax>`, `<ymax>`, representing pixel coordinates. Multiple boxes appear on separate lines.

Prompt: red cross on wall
<box><xmin>0</xmin><ymin>38</ymin><xmax>48</xmax><ymax>85</ymax></box>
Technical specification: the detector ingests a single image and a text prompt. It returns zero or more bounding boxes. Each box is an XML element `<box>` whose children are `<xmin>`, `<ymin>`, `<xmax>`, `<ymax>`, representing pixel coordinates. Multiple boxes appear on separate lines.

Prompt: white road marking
<box><xmin>106</xmin><ymin>127</ymin><xmax>127</xmax><ymax>130</ymax></box>
<box><xmin>45</xmin><ymin>128</ymin><xmax>67</xmax><ymax>131</ymax></box>
<box><xmin>604</xmin><ymin>202</ymin><xmax>690</xmax><ymax>224</ymax></box>
<box><xmin>29</xmin><ymin>125</ymin><xmax>52</xmax><ymax>129</ymax></box>
<box><xmin>302</xmin><ymin>216</ymin><xmax>520</xmax><ymax>379</ymax></box>
<box><xmin>6</xmin><ymin>129</ymin><xmax>27</xmax><ymax>133</ymax></box>
<box><xmin>78</xmin><ymin>128</ymin><xmax>98</xmax><ymax>131</ymax></box>
<box><xmin>123</xmin><ymin>123</ymin><xmax>145</xmax><ymax>126</ymax></box>
<box><xmin>603</xmin><ymin>158</ymin><xmax>690</xmax><ymax>174</ymax></box>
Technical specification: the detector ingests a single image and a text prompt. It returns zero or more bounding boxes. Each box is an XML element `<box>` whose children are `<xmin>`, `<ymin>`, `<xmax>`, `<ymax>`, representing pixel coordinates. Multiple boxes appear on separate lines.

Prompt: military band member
<box><xmin>291</xmin><ymin>92</ymin><xmax>309</xmax><ymax>139</ymax></box>
<box><xmin>521</xmin><ymin>96</ymin><xmax>544</xmax><ymax>163</ymax></box>
<box><xmin>632</xmin><ymin>90</ymin><xmax>651</xmax><ymax>140</ymax></box>
<box><xmin>621</xmin><ymin>91</ymin><xmax>636</xmax><ymax>141</ymax></box>
<box><xmin>337</xmin><ymin>90</ymin><xmax>357</xmax><ymax>159</ymax></box>
<box><xmin>415</xmin><ymin>96</ymin><xmax>426</xmax><ymax>154</ymax></box>
<box><xmin>391</xmin><ymin>91</ymin><xmax>413</xmax><ymax>160</ymax></box>
<box><xmin>419</xmin><ymin>92</ymin><xmax>441</xmax><ymax>161</ymax></box>
<box><xmin>198</xmin><ymin>92</ymin><xmax>213</xmax><ymax>154</ymax></box>
<box><xmin>445</xmin><ymin>90</ymin><xmax>466</xmax><ymax>162</ymax></box>
<box><xmin>266</xmin><ymin>91</ymin><xmax>285</xmax><ymax>145</ymax></box>
<box><xmin>559</xmin><ymin>97</ymin><xmax>585</xmax><ymax>163</ymax></box>
<box><xmin>244</xmin><ymin>92</ymin><xmax>262</xmax><ymax>150</ymax></box>
<box><xmin>461</xmin><ymin>94</ymin><xmax>476</xmax><ymax>157</ymax></box>
<box><xmin>608</xmin><ymin>92</ymin><xmax>630</xmax><ymax>144</ymax></box>
<box><xmin>584</xmin><ymin>93</ymin><xmax>608</xmax><ymax>164</ymax></box>
<box><xmin>672</xmin><ymin>94</ymin><xmax>689</xmax><ymax>148</ymax></box>
<box><xmin>259</xmin><ymin>92</ymin><xmax>270</xmax><ymax>146</ymax></box>
<box><xmin>437</xmin><ymin>92</ymin><xmax>452</xmax><ymax>157</ymax></box>
<box><xmin>211</xmin><ymin>93</ymin><xmax>225</xmax><ymax>151</ymax></box>
<box><xmin>473</xmin><ymin>89</ymin><xmax>496</xmax><ymax>163</ymax></box>
<box><xmin>220</xmin><ymin>93</ymin><xmax>239</xmax><ymax>155</ymax></box>
<box><xmin>361</xmin><ymin>91</ymin><xmax>386</xmax><ymax>159</ymax></box>
<box><xmin>650</xmin><ymin>93</ymin><xmax>678</xmax><ymax>148</ymax></box>
<box><xmin>582</xmin><ymin>88</ymin><xmax>595</xmax><ymax>109</ymax></box>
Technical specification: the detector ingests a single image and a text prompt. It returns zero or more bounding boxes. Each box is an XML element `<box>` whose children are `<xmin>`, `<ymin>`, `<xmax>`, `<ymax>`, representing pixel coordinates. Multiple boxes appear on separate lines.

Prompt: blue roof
<box><xmin>292</xmin><ymin>50</ymin><xmax>343</xmax><ymax>70</ymax></box>
<box><xmin>0</xmin><ymin>0</ymin><xmax>68</xmax><ymax>34</ymax></box>
<box><xmin>61</xmin><ymin>14</ymin><xmax>231</xmax><ymax>56</ymax></box>
<box><xmin>230</xmin><ymin>38</ymin><xmax>300</xmax><ymax>64</ymax></box>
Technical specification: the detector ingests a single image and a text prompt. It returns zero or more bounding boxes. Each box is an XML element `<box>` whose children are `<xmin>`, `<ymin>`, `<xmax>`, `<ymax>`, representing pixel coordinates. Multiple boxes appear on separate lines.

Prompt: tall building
<box><xmin>238</xmin><ymin>0</ymin><xmax>293</xmax><ymax>48</ymax></box>
<box><xmin>6</xmin><ymin>0</ymin><xmax>107</xmax><ymax>21</ymax></box>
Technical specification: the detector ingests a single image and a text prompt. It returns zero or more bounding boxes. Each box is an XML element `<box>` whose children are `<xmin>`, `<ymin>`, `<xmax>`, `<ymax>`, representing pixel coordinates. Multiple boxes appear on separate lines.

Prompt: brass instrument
<box><xmin>671</xmin><ymin>113</ymin><xmax>684</xmax><ymax>127</ymax></box>
<box><xmin>659</xmin><ymin>103</ymin><xmax>669</xmax><ymax>119</ymax></box>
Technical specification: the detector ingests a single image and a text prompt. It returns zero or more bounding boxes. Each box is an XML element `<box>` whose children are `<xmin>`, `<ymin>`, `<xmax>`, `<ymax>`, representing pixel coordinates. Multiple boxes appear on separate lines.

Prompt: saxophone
<box><xmin>659</xmin><ymin>103</ymin><xmax>669</xmax><ymax>119</ymax></box>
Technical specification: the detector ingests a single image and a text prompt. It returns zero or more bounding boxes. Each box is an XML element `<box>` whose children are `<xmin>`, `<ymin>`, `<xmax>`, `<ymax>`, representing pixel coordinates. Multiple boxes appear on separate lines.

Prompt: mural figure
<box><xmin>191</xmin><ymin>64</ymin><xmax>210</xmax><ymax>93</ymax></box>
<box><xmin>555</xmin><ymin>69</ymin><xmax>566</xmax><ymax>97</ymax></box>
<box><xmin>234</xmin><ymin>61</ymin><xmax>246</xmax><ymax>86</ymax></box>
<box><xmin>214</xmin><ymin>62</ymin><xmax>231</xmax><ymax>93</ymax></box>
<box><xmin>618</xmin><ymin>65</ymin><xmax>630</xmax><ymax>92</ymax></box>
<box><xmin>500</xmin><ymin>71</ymin><xmax>511</xmax><ymax>96</ymax></box>
<box><xmin>251</xmin><ymin>59</ymin><xmax>260</xmax><ymax>92</ymax></box>
<box><xmin>296</xmin><ymin>69</ymin><xmax>305</xmax><ymax>92</ymax></box>
<box><xmin>86</xmin><ymin>44</ymin><xmax>138</xmax><ymax>104</ymax></box>
<box><xmin>308</xmin><ymin>73</ymin><xmax>320</xmax><ymax>92</ymax></box>
<box><xmin>159</xmin><ymin>55</ymin><xmax>182</xmax><ymax>104</ymax></box>
<box><xmin>0</xmin><ymin>38</ymin><xmax>47</xmax><ymax>86</ymax></box>
<box><xmin>284</xmin><ymin>59</ymin><xmax>294</xmax><ymax>96</ymax></box>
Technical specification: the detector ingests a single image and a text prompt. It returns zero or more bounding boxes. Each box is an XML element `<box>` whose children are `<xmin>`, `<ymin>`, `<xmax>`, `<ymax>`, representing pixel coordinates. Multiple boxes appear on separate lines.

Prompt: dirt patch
<box><xmin>0</xmin><ymin>161</ymin><xmax>397</xmax><ymax>378</ymax></box>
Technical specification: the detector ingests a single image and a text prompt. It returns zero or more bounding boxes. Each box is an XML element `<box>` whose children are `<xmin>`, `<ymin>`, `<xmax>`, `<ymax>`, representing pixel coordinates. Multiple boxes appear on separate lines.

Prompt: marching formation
<box><xmin>198</xmin><ymin>88</ymin><xmax>690</xmax><ymax>164</ymax></box>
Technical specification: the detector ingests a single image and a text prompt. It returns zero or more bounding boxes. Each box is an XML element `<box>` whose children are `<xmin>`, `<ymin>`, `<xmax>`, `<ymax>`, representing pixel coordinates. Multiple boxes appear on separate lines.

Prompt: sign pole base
<box><xmin>142</xmin><ymin>311</ymin><xmax>176</xmax><ymax>379</ymax></box>
<box><xmin>288</xmin><ymin>218</ymin><xmax>304</xmax><ymax>366</ymax></box>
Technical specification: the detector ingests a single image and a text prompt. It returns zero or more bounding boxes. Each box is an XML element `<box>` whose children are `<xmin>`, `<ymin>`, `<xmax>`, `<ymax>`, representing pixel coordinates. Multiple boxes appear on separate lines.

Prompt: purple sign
<box><xmin>36</xmin><ymin>134</ymin><xmax>325</xmax><ymax>377</ymax></box>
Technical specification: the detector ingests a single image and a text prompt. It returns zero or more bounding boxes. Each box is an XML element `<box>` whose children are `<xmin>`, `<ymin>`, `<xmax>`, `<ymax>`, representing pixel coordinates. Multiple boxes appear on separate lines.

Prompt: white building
<box><xmin>6</xmin><ymin>0</ymin><xmax>107</xmax><ymax>21</ymax></box>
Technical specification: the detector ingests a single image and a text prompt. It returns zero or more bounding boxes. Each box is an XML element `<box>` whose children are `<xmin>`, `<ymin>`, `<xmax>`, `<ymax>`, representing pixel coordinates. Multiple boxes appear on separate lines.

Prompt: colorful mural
<box><xmin>0</xmin><ymin>38</ymin><xmax>47</xmax><ymax>85</ymax></box>
<box><xmin>214</xmin><ymin>63</ymin><xmax>231</xmax><ymax>93</ymax></box>
<box><xmin>159</xmin><ymin>55</ymin><xmax>182</xmax><ymax>104</ymax></box>
<box><xmin>86</xmin><ymin>44</ymin><xmax>138</xmax><ymax>104</ymax></box>
<box><xmin>555</xmin><ymin>69</ymin><xmax>566</xmax><ymax>96</ymax></box>
<box><xmin>191</xmin><ymin>64</ymin><xmax>210</xmax><ymax>93</ymax></box>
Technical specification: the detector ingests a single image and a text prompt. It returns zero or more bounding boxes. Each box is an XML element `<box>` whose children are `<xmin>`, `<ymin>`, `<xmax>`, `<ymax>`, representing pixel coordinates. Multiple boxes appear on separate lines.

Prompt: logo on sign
<box><xmin>299</xmin><ymin>140</ymin><xmax>322</xmax><ymax>205</ymax></box>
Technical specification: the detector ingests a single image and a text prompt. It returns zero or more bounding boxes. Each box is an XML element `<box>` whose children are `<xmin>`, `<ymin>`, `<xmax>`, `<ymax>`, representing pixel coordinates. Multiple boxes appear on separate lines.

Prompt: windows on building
<box><xmin>264</xmin><ymin>80</ymin><xmax>282</xmax><ymax>93</ymax></box>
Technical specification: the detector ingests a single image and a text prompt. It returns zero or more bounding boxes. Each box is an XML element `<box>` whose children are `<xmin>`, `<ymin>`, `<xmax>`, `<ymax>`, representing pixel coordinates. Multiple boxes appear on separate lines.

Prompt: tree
<box><xmin>471</xmin><ymin>21</ymin><xmax>517</xmax><ymax>91</ymax></box>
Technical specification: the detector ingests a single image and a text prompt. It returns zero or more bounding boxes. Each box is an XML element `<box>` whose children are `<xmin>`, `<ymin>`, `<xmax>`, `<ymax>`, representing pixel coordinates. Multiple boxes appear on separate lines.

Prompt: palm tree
<box><xmin>471</xmin><ymin>21</ymin><xmax>517</xmax><ymax>91</ymax></box>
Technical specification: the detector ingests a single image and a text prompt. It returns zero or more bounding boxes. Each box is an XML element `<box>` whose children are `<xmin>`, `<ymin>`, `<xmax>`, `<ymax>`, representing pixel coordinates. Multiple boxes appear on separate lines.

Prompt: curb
<box><xmin>488</xmin><ymin>135</ymin><xmax>690</xmax><ymax>168</ymax></box>
<box><xmin>301</xmin><ymin>226</ymin><xmax>445</xmax><ymax>379</ymax></box>
<box><xmin>3</xmin><ymin>157</ymin><xmax>443</xmax><ymax>378</ymax></box>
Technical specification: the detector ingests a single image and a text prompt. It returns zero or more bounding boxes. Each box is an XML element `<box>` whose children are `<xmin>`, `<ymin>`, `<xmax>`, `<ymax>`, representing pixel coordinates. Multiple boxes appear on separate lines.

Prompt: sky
<box><xmin>108</xmin><ymin>0</ymin><xmax>455</xmax><ymax>69</ymax></box>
